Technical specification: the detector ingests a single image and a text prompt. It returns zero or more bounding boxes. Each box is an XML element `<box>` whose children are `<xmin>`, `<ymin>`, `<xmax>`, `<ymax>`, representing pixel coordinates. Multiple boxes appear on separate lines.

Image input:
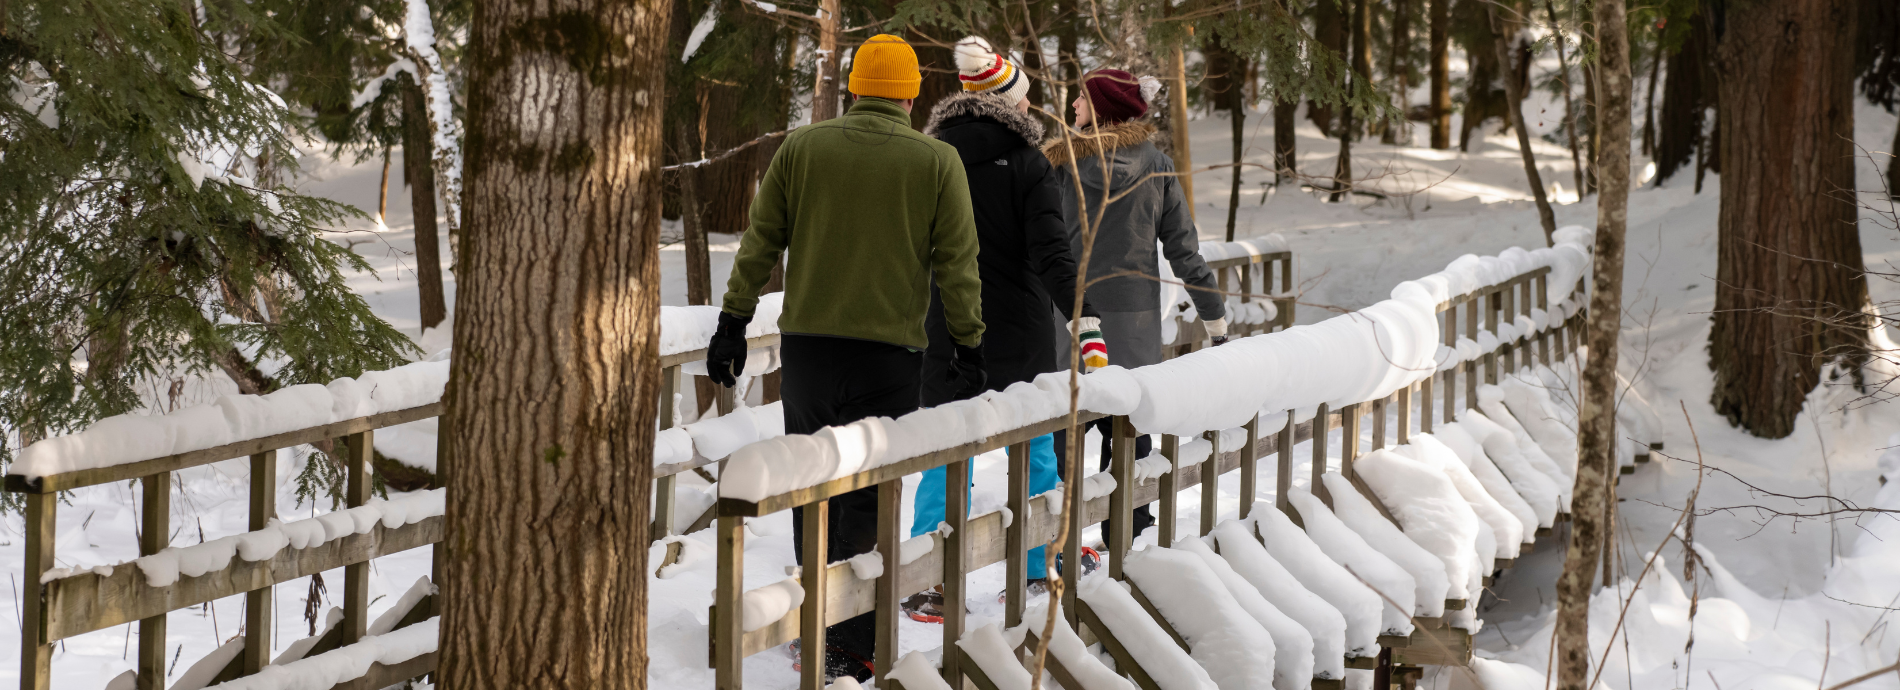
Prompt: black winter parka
<box><xmin>921</xmin><ymin>93</ymin><xmax>1099</xmax><ymax>405</ymax></box>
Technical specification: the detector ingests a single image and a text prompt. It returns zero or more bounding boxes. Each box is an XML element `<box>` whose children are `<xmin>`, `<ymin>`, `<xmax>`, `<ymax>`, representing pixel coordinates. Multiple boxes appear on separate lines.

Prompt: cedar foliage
<box><xmin>0</xmin><ymin>0</ymin><xmax>416</xmax><ymax>501</ymax></box>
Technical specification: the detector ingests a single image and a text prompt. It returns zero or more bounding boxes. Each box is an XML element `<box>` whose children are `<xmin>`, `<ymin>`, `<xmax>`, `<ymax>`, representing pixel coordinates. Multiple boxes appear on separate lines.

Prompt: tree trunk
<box><xmin>1556</xmin><ymin>0</ymin><xmax>1629</xmax><ymax>686</ymax></box>
<box><xmin>1641</xmin><ymin>28</ymin><xmax>1661</xmax><ymax>159</ymax></box>
<box><xmin>1430</xmin><ymin>0</ymin><xmax>1451</xmax><ymax>148</ymax></box>
<box><xmin>1332</xmin><ymin>0</ymin><xmax>1366</xmax><ymax>202</ymax></box>
<box><xmin>1275</xmin><ymin>94</ymin><xmax>1299</xmax><ymax>185</ymax></box>
<box><xmin>1582</xmin><ymin>60</ymin><xmax>1599</xmax><ymax>194</ymax></box>
<box><xmin>1491</xmin><ymin>9</ymin><xmax>1556</xmax><ymax>242</ymax></box>
<box><xmin>1057</xmin><ymin>0</ymin><xmax>1079</xmax><ymax>124</ymax></box>
<box><xmin>1383</xmin><ymin>0</ymin><xmax>1411</xmax><ymax>145</ymax></box>
<box><xmin>1544</xmin><ymin>0</ymin><xmax>1587</xmax><ymax>197</ymax></box>
<box><xmin>1707</xmin><ymin>0</ymin><xmax>1869</xmax><ymax>439</ymax></box>
<box><xmin>1311</xmin><ymin>0</ymin><xmax>1347</xmax><ymax>135</ymax></box>
<box><xmin>440</xmin><ymin>0</ymin><xmax>667</xmax><ymax>685</ymax></box>
<box><xmin>1206</xmin><ymin>39</ymin><xmax>1247</xmax><ymax>240</ymax></box>
<box><xmin>1168</xmin><ymin>42</ymin><xmax>1196</xmax><ymax>219</ymax></box>
<box><xmin>811</xmin><ymin>0</ymin><xmax>842</xmax><ymax>123</ymax></box>
<box><xmin>908</xmin><ymin>27</ymin><xmax>958</xmax><ymax>132</ymax></box>
<box><xmin>1654</xmin><ymin>18</ymin><xmax>1707</xmax><ymax>184</ymax></box>
<box><xmin>1890</xmin><ymin>117</ymin><xmax>1900</xmax><ymax>199</ymax></box>
<box><xmin>1351</xmin><ymin>0</ymin><xmax>1373</xmax><ymax>139</ymax></box>
<box><xmin>400</xmin><ymin>73</ymin><xmax>447</xmax><ymax>331</ymax></box>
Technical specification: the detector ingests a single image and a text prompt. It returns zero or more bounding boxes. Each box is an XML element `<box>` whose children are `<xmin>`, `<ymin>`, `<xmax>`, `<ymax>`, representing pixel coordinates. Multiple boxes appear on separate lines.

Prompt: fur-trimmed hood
<box><xmin>922</xmin><ymin>92</ymin><xmax>1045</xmax><ymax>144</ymax></box>
<box><xmin>1039</xmin><ymin>120</ymin><xmax>1157</xmax><ymax>167</ymax></box>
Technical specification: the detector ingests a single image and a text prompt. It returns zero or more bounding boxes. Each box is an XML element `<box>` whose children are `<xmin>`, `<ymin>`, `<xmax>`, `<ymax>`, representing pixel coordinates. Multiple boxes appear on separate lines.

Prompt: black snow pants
<box><xmin>781</xmin><ymin>334</ymin><xmax>922</xmax><ymax>680</ymax></box>
<box><xmin>1054</xmin><ymin>416</ymin><xmax>1153</xmax><ymax>553</ymax></box>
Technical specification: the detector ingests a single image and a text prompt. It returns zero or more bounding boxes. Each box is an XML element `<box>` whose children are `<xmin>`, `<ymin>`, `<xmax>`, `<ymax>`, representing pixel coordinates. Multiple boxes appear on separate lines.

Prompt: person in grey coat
<box><xmin>1043</xmin><ymin>68</ymin><xmax>1227</xmax><ymax>546</ymax></box>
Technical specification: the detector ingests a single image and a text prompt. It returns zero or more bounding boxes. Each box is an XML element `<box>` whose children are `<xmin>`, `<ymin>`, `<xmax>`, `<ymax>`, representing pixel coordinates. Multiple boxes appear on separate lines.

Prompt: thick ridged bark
<box><xmin>438</xmin><ymin>0</ymin><xmax>669</xmax><ymax>686</ymax></box>
<box><xmin>1707</xmin><ymin>0</ymin><xmax>1869</xmax><ymax>439</ymax></box>
<box><xmin>1556</xmin><ymin>0</ymin><xmax>1629</xmax><ymax>687</ymax></box>
<box><xmin>400</xmin><ymin>73</ymin><xmax>447</xmax><ymax>330</ymax></box>
<box><xmin>1654</xmin><ymin>20</ymin><xmax>1707</xmax><ymax>184</ymax></box>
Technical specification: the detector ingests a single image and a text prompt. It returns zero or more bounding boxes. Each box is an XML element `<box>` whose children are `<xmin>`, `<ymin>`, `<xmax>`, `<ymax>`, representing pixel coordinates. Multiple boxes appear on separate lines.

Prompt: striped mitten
<box><xmin>1075</xmin><ymin>317</ymin><xmax>1108</xmax><ymax>373</ymax></box>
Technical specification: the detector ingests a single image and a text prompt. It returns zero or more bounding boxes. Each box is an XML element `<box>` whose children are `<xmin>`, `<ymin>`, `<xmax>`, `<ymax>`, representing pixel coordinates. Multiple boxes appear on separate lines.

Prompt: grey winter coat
<box><xmin>1044</xmin><ymin>120</ymin><xmax>1225</xmax><ymax>367</ymax></box>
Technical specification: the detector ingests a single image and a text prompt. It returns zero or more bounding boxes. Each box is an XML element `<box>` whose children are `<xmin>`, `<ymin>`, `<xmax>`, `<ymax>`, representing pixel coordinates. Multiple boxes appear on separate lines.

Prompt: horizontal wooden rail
<box><xmin>658</xmin><ymin>333</ymin><xmax>781</xmax><ymax>370</ymax></box>
<box><xmin>717</xmin><ymin>412</ymin><xmax>1108</xmax><ymax>517</ymax></box>
<box><xmin>5</xmin><ymin>404</ymin><xmax>444</xmax><ymax>494</ymax></box>
<box><xmin>42</xmin><ymin>516</ymin><xmax>441</xmax><ymax>641</ymax></box>
<box><xmin>1203</xmin><ymin>249</ymin><xmax>1292</xmax><ymax>271</ymax></box>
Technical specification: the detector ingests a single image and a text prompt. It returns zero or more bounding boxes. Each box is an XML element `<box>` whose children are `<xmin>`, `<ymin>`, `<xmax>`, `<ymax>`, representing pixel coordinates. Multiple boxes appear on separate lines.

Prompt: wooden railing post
<box><xmin>244</xmin><ymin>450</ymin><xmax>277</xmax><ymax>674</ymax></box>
<box><xmin>942</xmin><ymin>459</ymin><xmax>969</xmax><ymax>687</ymax></box>
<box><xmin>653</xmin><ymin>365</ymin><xmax>680</xmax><ymax>539</ymax></box>
<box><xmin>1199</xmin><ymin>426</ymin><xmax>1219</xmax><ymax>537</ymax></box>
<box><xmin>21</xmin><ymin>492</ymin><xmax>53</xmax><ymax>690</ymax></box>
<box><xmin>874</xmin><ymin>480</ymin><xmax>901</xmax><ymax>685</ymax></box>
<box><xmin>342</xmin><ymin>431</ymin><xmax>372</xmax><ymax>645</ymax></box>
<box><xmin>1279</xmin><ymin>255</ymin><xmax>1295</xmax><ymax>332</ymax></box>
<box><xmin>1397</xmin><ymin>384</ymin><xmax>1413</xmax><ymax>445</ymax></box>
<box><xmin>1311</xmin><ymin>403</ymin><xmax>1330</xmax><ymax>506</ymax></box>
<box><xmin>800</xmin><ymin>500</ymin><xmax>828</xmax><ymax>690</ymax></box>
<box><xmin>1158</xmin><ymin>434</ymin><xmax>1179</xmax><ymax>548</ymax></box>
<box><xmin>1004</xmin><ymin>442</ymin><xmax>1030</xmax><ymax>627</ymax></box>
<box><xmin>1334</xmin><ymin>403</ymin><xmax>1360</xmax><ymax>510</ymax></box>
<box><xmin>1465</xmin><ymin>295</ymin><xmax>1480</xmax><ymax>411</ymax></box>
<box><xmin>714</xmin><ymin>514</ymin><xmax>745</xmax><ymax>690</ymax></box>
<box><xmin>1443</xmin><ymin>302</ymin><xmax>1457</xmax><ymax>426</ymax></box>
<box><xmin>1062</xmin><ymin>424</ymin><xmax>1082</xmax><ymax>629</ymax></box>
<box><xmin>1239</xmin><ymin>416</ymin><xmax>1258</xmax><ymax>519</ymax></box>
<box><xmin>1483</xmin><ymin>288</ymin><xmax>1499</xmax><ymax>387</ymax></box>
<box><xmin>1371</xmin><ymin>396</ymin><xmax>1388</xmax><ymax>450</ymax></box>
<box><xmin>1527</xmin><ymin>275</ymin><xmax>1542</xmax><ymax>366</ymax></box>
<box><xmin>1109</xmin><ymin>417</ymin><xmax>1136</xmax><ymax>577</ymax></box>
<box><xmin>1275</xmin><ymin>411</ymin><xmax>1294</xmax><ymax>518</ymax></box>
<box><xmin>138</xmin><ymin>471</ymin><xmax>170</xmax><ymax>689</ymax></box>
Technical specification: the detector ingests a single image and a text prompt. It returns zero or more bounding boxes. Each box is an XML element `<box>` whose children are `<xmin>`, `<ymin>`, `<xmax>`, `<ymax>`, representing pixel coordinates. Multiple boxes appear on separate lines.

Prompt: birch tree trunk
<box><xmin>1555</xmin><ymin>0</ymin><xmax>1629</xmax><ymax>686</ymax></box>
<box><xmin>1707</xmin><ymin>0</ymin><xmax>1868</xmax><ymax>439</ymax></box>
<box><xmin>438</xmin><ymin>0</ymin><xmax>669</xmax><ymax>685</ymax></box>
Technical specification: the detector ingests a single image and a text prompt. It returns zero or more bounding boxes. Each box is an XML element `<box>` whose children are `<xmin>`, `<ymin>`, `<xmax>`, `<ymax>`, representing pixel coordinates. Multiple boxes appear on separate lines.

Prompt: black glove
<box><xmin>1211</xmin><ymin>335</ymin><xmax>1230</xmax><ymax>347</ymax></box>
<box><xmin>706</xmin><ymin>311</ymin><xmax>752</xmax><ymax>387</ymax></box>
<box><xmin>947</xmin><ymin>343</ymin><xmax>987</xmax><ymax>401</ymax></box>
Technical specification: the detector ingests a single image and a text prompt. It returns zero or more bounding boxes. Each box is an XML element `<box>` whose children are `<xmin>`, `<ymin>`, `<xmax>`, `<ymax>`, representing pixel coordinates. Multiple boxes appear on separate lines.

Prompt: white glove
<box><xmin>1203</xmin><ymin>317</ymin><xmax>1229</xmax><ymax>339</ymax></box>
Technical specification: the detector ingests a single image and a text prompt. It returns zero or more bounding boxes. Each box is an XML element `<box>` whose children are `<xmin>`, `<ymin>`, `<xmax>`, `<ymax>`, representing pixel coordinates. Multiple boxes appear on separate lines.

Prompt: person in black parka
<box><xmin>904</xmin><ymin>37</ymin><xmax>1107</xmax><ymax>623</ymax></box>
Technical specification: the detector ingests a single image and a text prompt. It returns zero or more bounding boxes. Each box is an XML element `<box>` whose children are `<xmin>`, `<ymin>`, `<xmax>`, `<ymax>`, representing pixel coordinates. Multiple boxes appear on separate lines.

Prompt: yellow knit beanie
<box><xmin>848</xmin><ymin>34</ymin><xmax>921</xmax><ymax>100</ymax></box>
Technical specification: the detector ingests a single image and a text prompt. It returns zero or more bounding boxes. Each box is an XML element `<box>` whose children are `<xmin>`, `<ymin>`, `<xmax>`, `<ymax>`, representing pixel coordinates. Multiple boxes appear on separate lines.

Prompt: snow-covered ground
<box><xmin>5</xmin><ymin>73</ymin><xmax>1900</xmax><ymax>690</ymax></box>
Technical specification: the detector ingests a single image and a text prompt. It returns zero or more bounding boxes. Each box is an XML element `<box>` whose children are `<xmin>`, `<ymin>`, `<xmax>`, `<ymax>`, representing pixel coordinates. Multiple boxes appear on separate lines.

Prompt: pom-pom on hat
<box><xmin>1082</xmin><ymin>69</ymin><xmax>1157</xmax><ymax>125</ymax></box>
<box><xmin>849</xmin><ymin>34</ymin><xmax>922</xmax><ymax>100</ymax></box>
<box><xmin>953</xmin><ymin>36</ymin><xmax>1032</xmax><ymax>105</ymax></box>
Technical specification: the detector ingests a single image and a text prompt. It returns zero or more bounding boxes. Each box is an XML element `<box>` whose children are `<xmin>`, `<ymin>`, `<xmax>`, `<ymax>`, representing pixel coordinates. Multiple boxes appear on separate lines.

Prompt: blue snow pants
<box><xmin>911</xmin><ymin>433</ymin><xmax>1058</xmax><ymax>579</ymax></box>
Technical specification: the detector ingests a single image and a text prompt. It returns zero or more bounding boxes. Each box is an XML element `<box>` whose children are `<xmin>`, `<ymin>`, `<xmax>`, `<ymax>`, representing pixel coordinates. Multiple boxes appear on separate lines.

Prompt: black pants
<box><xmin>1054</xmin><ymin>416</ymin><xmax>1153</xmax><ymax>553</ymax></box>
<box><xmin>780</xmin><ymin>334</ymin><xmax>921</xmax><ymax>679</ymax></box>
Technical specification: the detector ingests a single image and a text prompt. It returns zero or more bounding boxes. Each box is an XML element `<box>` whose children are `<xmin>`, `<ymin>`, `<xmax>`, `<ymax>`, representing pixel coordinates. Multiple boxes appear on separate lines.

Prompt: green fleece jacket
<box><xmin>722</xmin><ymin>97</ymin><xmax>984</xmax><ymax>350</ymax></box>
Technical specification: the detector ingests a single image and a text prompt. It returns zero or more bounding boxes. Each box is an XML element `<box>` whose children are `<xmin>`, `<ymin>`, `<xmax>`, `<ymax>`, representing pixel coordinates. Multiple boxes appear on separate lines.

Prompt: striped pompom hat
<box><xmin>953</xmin><ymin>36</ymin><xmax>1032</xmax><ymax>105</ymax></box>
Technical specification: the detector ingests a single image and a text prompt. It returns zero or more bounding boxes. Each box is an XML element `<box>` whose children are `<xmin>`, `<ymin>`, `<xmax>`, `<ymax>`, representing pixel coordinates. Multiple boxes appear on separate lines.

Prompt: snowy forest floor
<box><xmin>4</xmin><ymin>90</ymin><xmax>1900</xmax><ymax>689</ymax></box>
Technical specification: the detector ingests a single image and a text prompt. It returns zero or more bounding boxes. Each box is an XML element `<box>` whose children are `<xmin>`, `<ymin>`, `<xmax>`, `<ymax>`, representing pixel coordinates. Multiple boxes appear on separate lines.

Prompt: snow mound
<box><xmin>1011</xmin><ymin>601</ymin><xmax>1137</xmax><ymax>690</ymax></box>
<box><xmin>1251</xmin><ymin>506</ymin><xmax>1383</xmax><ymax>656</ymax></box>
<box><xmin>1393</xmin><ymin>437</ymin><xmax>1526</xmax><ymax>557</ymax></box>
<box><xmin>1351</xmin><ymin>449</ymin><xmax>1480</xmax><ymax>601</ymax></box>
<box><xmin>1287</xmin><ymin>488</ymin><xmax>1417</xmax><ymax>635</ymax></box>
<box><xmin>1212</xmin><ymin>520</ymin><xmax>1347</xmax><ymax>680</ymax></box>
<box><xmin>1174</xmin><ymin>535</ymin><xmax>1314</xmax><ymax>690</ymax></box>
<box><xmin>205</xmin><ymin>617</ymin><xmax>437</xmax><ymax>690</ymax></box>
<box><xmin>1123</xmin><ymin>546</ymin><xmax>1277</xmax><ymax>689</ymax></box>
<box><xmin>1077</xmin><ymin>573</ymin><xmax>1219</xmax><ymax>690</ymax></box>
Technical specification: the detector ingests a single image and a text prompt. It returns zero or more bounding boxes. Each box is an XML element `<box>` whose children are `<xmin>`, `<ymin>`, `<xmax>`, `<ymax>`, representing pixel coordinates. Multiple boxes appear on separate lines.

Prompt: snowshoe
<box><xmin>902</xmin><ymin>590</ymin><xmax>946</xmax><ymax>623</ymax></box>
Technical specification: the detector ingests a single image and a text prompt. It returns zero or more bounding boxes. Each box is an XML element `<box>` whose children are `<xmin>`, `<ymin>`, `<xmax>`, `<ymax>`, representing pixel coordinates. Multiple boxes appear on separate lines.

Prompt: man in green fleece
<box><xmin>705</xmin><ymin>33</ymin><xmax>985</xmax><ymax>682</ymax></box>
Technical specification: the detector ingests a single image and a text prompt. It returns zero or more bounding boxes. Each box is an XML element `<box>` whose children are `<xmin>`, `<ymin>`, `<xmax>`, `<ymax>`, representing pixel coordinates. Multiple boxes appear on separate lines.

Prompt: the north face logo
<box><xmin>995</xmin><ymin>159</ymin><xmax>1008</xmax><ymax>166</ymax></box>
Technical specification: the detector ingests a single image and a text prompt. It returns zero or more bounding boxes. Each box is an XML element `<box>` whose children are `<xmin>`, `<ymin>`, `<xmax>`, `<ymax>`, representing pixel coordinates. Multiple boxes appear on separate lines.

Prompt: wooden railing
<box><xmin>7</xmin><ymin>332</ymin><xmax>776</xmax><ymax>690</ymax></box>
<box><xmin>1164</xmin><ymin>249</ymin><xmax>1295</xmax><ymax>358</ymax></box>
<box><xmin>709</xmin><ymin>262</ymin><xmax>1589</xmax><ymax>690</ymax></box>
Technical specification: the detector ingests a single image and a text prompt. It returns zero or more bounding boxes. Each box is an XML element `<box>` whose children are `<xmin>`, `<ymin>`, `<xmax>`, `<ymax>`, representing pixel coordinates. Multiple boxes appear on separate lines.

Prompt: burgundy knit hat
<box><xmin>1083</xmin><ymin>69</ymin><xmax>1153</xmax><ymax>124</ymax></box>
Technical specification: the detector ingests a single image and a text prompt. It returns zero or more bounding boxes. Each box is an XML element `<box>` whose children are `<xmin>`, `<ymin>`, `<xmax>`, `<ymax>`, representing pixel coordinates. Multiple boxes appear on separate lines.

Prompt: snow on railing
<box><xmin>708</xmin><ymin>229</ymin><xmax>1598</xmax><ymax>688</ymax></box>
